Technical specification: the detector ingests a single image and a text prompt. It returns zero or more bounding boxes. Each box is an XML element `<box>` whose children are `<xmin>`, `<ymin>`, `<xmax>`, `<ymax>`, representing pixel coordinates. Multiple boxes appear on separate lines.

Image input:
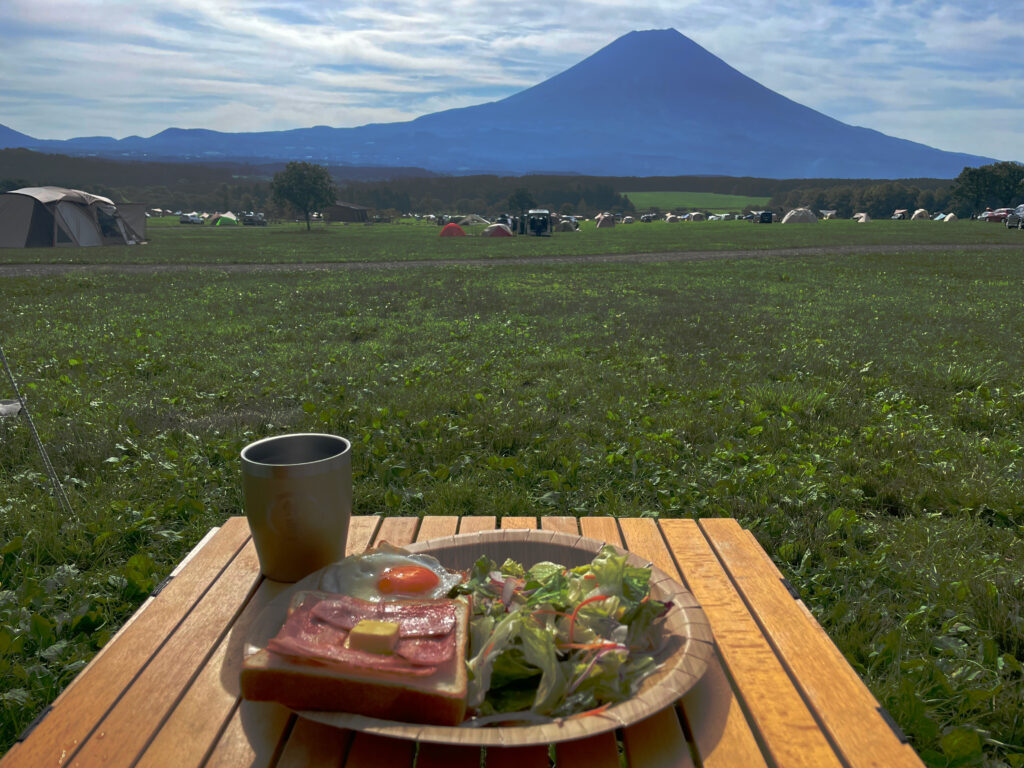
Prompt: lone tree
<box><xmin>271</xmin><ymin>162</ymin><xmax>336</xmax><ymax>230</ymax></box>
<box><xmin>506</xmin><ymin>187</ymin><xmax>536</xmax><ymax>234</ymax></box>
<box><xmin>507</xmin><ymin>187</ymin><xmax>536</xmax><ymax>215</ymax></box>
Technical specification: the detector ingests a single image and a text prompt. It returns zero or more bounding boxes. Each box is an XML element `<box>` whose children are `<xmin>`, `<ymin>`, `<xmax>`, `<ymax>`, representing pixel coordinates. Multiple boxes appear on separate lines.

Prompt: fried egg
<box><xmin>317</xmin><ymin>550</ymin><xmax>462</xmax><ymax>602</ymax></box>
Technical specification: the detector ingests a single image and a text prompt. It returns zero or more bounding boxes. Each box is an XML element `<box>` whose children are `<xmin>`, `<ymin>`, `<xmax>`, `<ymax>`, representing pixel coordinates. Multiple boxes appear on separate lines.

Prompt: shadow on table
<box><xmin>677</xmin><ymin>657</ymin><xmax>737</xmax><ymax>758</ymax></box>
<box><xmin>218</xmin><ymin>578</ymin><xmax>296</xmax><ymax>760</ymax></box>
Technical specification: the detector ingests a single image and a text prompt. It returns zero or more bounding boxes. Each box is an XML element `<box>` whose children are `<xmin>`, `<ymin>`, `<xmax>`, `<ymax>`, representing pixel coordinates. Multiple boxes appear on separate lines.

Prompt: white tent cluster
<box><xmin>781</xmin><ymin>207</ymin><xmax>818</xmax><ymax>223</ymax></box>
<box><xmin>848</xmin><ymin>209</ymin><xmax>961</xmax><ymax>223</ymax></box>
<box><xmin>0</xmin><ymin>187</ymin><xmax>145</xmax><ymax>248</ymax></box>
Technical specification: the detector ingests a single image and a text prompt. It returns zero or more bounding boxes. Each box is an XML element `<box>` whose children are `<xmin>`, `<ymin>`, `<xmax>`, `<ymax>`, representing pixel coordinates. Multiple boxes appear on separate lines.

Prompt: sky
<box><xmin>1</xmin><ymin>0</ymin><xmax>1021</xmax><ymax>160</ymax></box>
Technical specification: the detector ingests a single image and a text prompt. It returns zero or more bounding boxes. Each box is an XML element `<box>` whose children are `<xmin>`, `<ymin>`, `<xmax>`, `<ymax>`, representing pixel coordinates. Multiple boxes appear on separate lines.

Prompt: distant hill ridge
<box><xmin>0</xmin><ymin>29</ymin><xmax>995</xmax><ymax>179</ymax></box>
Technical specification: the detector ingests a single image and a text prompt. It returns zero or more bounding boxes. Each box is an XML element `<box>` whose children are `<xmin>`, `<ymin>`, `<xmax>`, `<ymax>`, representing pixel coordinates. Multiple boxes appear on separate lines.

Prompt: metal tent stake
<box><xmin>0</xmin><ymin>343</ymin><xmax>76</xmax><ymax>520</ymax></box>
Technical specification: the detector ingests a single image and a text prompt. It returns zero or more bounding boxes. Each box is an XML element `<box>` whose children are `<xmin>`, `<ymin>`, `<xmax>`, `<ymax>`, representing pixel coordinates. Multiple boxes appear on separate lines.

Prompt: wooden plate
<box><xmin>244</xmin><ymin>528</ymin><xmax>714</xmax><ymax>746</ymax></box>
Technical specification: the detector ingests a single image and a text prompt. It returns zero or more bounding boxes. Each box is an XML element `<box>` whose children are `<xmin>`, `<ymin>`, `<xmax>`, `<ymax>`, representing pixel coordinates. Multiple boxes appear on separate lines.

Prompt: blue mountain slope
<box><xmin>0</xmin><ymin>29</ymin><xmax>996</xmax><ymax>178</ymax></box>
<box><xmin>0</xmin><ymin>123</ymin><xmax>39</xmax><ymax>149</ymax></box>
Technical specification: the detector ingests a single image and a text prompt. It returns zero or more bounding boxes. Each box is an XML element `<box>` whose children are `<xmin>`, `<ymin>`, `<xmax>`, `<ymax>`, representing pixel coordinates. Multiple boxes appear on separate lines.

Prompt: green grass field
<box><xmin>621</xmin><ymin>191</ymin><xmax>772</xmax><ymax>212</ymax></box>
<box><xmin>2</xmin><ymin>223</ymin><xmax>1023</xmax><ymax>765</ymax></box>
<box><xmin>1</xmin><ymin>215</ymin><xmax>1020</xmax><ymax>266</ymax></box>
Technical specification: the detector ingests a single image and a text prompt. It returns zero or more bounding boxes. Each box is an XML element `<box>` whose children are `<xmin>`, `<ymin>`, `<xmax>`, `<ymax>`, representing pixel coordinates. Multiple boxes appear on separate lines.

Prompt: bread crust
<box><xmin>241</xmin><ymin>649</ymin><xmax>466</xmax><ymax>724</ymax></box>
<box><xmin>241</xmin><ymin>596</ymin><xmax>468</xmax><ymax>726</ymax></box>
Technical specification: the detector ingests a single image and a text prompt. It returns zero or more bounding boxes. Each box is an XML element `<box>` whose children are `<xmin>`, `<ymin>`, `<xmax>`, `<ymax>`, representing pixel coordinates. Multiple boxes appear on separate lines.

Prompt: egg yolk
<box><xmin>377</xmin><ymin>565</ymin><xmax>441</xmax><ymax>595</ymax></box>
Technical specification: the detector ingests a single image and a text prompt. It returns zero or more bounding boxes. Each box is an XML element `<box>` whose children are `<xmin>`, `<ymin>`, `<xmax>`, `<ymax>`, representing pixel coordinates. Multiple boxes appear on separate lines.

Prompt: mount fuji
<box><xmin>0</xmin><ymin>29</ymin><xmax>994</xmax><ymax>179</ymax></box>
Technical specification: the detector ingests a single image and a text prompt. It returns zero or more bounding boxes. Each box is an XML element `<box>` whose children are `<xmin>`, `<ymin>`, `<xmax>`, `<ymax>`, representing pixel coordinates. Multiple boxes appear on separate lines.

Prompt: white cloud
<box><xmin>0</xmin><ymin>0</ymin><xmax>1020</xmax><ymax>159</ymax></box>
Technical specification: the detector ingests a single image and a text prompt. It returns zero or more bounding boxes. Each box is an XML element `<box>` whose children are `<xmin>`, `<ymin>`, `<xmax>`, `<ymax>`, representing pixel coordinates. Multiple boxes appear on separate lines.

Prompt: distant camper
<box><xmin>526</xmin><ymin>209</ymin><xmax>552</xmax><ymax>236</ymax></box>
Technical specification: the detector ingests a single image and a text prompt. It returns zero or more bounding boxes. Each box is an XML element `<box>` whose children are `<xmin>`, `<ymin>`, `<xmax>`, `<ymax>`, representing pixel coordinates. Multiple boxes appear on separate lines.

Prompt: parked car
<box><xmin>978</xmin><ymin>207</ymin><xmax>1014</xmax><ymax>223</ymax></box>
<box><xmin>242</xmin><ymin>212</ymin><xmax>267</xmax><ymax>226</ymax></box>
<box><xmin>1004</xmin><ymin>205</ymin><xmax>1024</xmax><ymax>229</ymax></box>
<box><xmin>179</xmin><ymin>213</ymin><xmax>202</xmax><ymax>224</ymax></box>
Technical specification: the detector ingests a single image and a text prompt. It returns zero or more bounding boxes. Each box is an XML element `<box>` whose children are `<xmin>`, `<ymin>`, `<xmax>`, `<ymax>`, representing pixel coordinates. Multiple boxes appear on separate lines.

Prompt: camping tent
<box><xmin>911</xmin><ymin>209</ymin><xmax>930</xmax><ymax>220</ymax></box>
<box><xmin>944</xmin><ymin>213</ymin><xmax>958</xmax><ymax>222</ymax></box>
<box><xmin>0</xmin><ymin>186</ymin><xmax>143</xmax><ymax>248</ymax></box>
<box><xmin>557</xmin><ymin>220</ymin><xmax>577</xmax><ymax>232</ymax></box>
<box><xmin>690</xmin><ymin>211</ymin><xmax>707</xmax><ymax>221</ymax></box>
<box><xmin>595</xmin><ymin>214</ymin><xmax>616</xmax><ymax>228</ymax></box>
<box><xmin>212</xmin><ymin>212</ymin><xmax>238</xmax><ymax>226</ymax></box>
<box><xmin>665</xmin><ymin>214</ymin><xmax>679</xmax><ymax>223</ymax></box>
<box><xmin>116</xmin><ymin>203</ymin><xmax>147</xmax><ymax>240</ymax></box>
<box><xmin>458</xmin><ymin>214</ymin><xmax>490</xmax><ymax>227</ymax></box>
<box><xmin>782</xmin><ymin>208</ymin><xmax>818</xmax><ymax>223</ymax></box>
<box><xmin>482</xmin><ymin>223</ymin><xmax>512</xmax><ymax>237</ymax></box>
<box><xmin>820</xmin><ymin>210</ymin><xmax>838</xmax><ymax>219</ymax></box>
<box><xmin>853</xmin><ymin>212</ymin><xmax>870</xmax><ymax>223</ymax></box>
<box><xmin>439</xmin><ymin>223</ymin><xmax>465</xmax><ymax>237</ymax></box>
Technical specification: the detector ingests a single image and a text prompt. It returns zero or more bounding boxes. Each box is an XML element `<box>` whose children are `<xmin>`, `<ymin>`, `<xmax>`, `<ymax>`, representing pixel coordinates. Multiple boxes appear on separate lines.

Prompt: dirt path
<box><xmin>0</xmin><ymin>243</ymin><xmax>1020</xmax><ymax>277</ymax></box>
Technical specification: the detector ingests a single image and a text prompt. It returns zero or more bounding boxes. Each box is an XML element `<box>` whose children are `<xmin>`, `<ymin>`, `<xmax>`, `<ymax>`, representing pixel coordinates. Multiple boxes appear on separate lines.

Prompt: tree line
<box><xmin>335</xmin><ymin>175</ymin><xmax>635</xmax><ymax>217</ymax></box>
<box><xmin>768</xmin><ymin>162</ymin><xmax>1024</xmax><ymax>219</ymax></box>
<box><xmin>0</xmin><ymin>148</ymin><xmax>281</xmax><ymax>214</ymax></box>
<box><xmin>3</xmin><ymin>148</ymin><xmax>1021</xmax><ymax>220</ymax></box>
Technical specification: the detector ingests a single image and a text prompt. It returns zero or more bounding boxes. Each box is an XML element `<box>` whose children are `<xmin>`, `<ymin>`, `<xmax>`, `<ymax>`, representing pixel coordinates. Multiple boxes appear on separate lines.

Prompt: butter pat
<box><xmin>348</xmin><ymin>619</ymin><xmax>400</xmax><ymax>654</ymax></box>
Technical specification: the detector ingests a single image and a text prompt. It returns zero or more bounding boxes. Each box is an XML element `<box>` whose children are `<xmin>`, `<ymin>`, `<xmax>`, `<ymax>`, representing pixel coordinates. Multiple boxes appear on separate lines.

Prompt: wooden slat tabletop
<box><xmin>0</xmin><ymin>516</ymin><xmax>923</xmax><ymax>768</ymax></box>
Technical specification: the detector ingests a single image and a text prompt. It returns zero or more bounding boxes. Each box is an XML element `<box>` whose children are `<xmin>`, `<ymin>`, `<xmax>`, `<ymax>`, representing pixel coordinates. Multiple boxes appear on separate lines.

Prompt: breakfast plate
<box><xmin>243</xmin><ymin>528</ymin><xmax>714</xmax><ymax>746</ymax></box>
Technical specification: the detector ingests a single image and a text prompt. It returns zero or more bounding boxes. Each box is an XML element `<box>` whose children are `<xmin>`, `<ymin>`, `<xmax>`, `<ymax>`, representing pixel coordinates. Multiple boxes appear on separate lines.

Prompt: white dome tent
<box><xmin>781</xmin><ymin>207</ymin><xmax>818</xmax><ymax>223</ymax></box>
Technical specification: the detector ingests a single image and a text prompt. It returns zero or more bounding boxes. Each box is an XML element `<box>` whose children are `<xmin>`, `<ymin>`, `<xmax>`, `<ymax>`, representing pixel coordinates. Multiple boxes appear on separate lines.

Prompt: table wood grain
<box><xmin>1</xmin><ymin>515</ymin><xmax>923</xmax><ymax>768</ymax></box>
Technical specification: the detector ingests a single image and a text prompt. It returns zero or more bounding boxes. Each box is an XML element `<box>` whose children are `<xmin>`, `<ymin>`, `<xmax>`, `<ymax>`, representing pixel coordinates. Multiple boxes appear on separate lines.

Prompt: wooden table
<box><xmin>1</xmin><ymin>515</ymin><xmax>925</xmax><ymax>768</ymax></box>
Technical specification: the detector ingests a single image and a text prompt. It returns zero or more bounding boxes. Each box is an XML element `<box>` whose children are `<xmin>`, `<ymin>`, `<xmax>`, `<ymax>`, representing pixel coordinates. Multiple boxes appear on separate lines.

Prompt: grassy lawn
<box><xmin>0</xmin><ymin>216</ymin><xmax>1021</xmax><ymax>266</ymax></box>
<box><xmin>1</xmin><ymin>228</ymin><xmax>1023</xmax><ymax>765</ymax></box>
<box><xmin>621</xmin><ymin>190</ymin><xmax>772</xmax><ymax>211</ymax></box>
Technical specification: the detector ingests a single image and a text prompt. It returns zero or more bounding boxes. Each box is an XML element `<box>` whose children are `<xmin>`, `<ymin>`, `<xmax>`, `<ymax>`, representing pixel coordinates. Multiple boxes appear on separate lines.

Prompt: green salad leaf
<box><xmin>452</xmin><ymin>544</ymin><xmax>668</xmax><ymax>722</ymax></box>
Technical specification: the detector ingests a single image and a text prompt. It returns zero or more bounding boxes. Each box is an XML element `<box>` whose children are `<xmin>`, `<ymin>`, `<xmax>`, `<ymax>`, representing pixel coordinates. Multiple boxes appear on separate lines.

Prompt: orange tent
<box><xmin>439</xmin><ymin>223</ymin><xmax>466</xmax><ymax>237</ymax></box>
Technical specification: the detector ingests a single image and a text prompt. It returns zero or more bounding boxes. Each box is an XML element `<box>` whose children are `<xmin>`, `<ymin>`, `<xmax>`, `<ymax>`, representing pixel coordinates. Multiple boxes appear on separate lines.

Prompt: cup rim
<box><xmin>240</xmin><ymin>432</ymin><xmax>351</xmax><ymax>470</ymax></box>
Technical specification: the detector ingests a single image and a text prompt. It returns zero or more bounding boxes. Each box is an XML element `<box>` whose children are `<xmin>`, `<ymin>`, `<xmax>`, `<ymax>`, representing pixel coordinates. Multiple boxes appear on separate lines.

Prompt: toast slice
<box><xmin>240</xmin><ymin>596</ymin><xmax>469</xmax><ymax>726</ymax></box>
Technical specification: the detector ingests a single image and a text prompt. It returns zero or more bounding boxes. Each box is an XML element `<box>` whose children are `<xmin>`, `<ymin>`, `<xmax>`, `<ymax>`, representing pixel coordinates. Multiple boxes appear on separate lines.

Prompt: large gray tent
<box><xmin>0</xmin><ymin>187</ymin><xmax>144</xmax><ymax>248</ymax></box>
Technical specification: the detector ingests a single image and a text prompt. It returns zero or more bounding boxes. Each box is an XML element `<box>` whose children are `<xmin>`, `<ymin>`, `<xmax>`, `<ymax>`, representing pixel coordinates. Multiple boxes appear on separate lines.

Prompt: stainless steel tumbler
<box><xmin>240</xmin><ymin>433</ymin><xmax>352</xmax><ymax>582</ymax></box>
